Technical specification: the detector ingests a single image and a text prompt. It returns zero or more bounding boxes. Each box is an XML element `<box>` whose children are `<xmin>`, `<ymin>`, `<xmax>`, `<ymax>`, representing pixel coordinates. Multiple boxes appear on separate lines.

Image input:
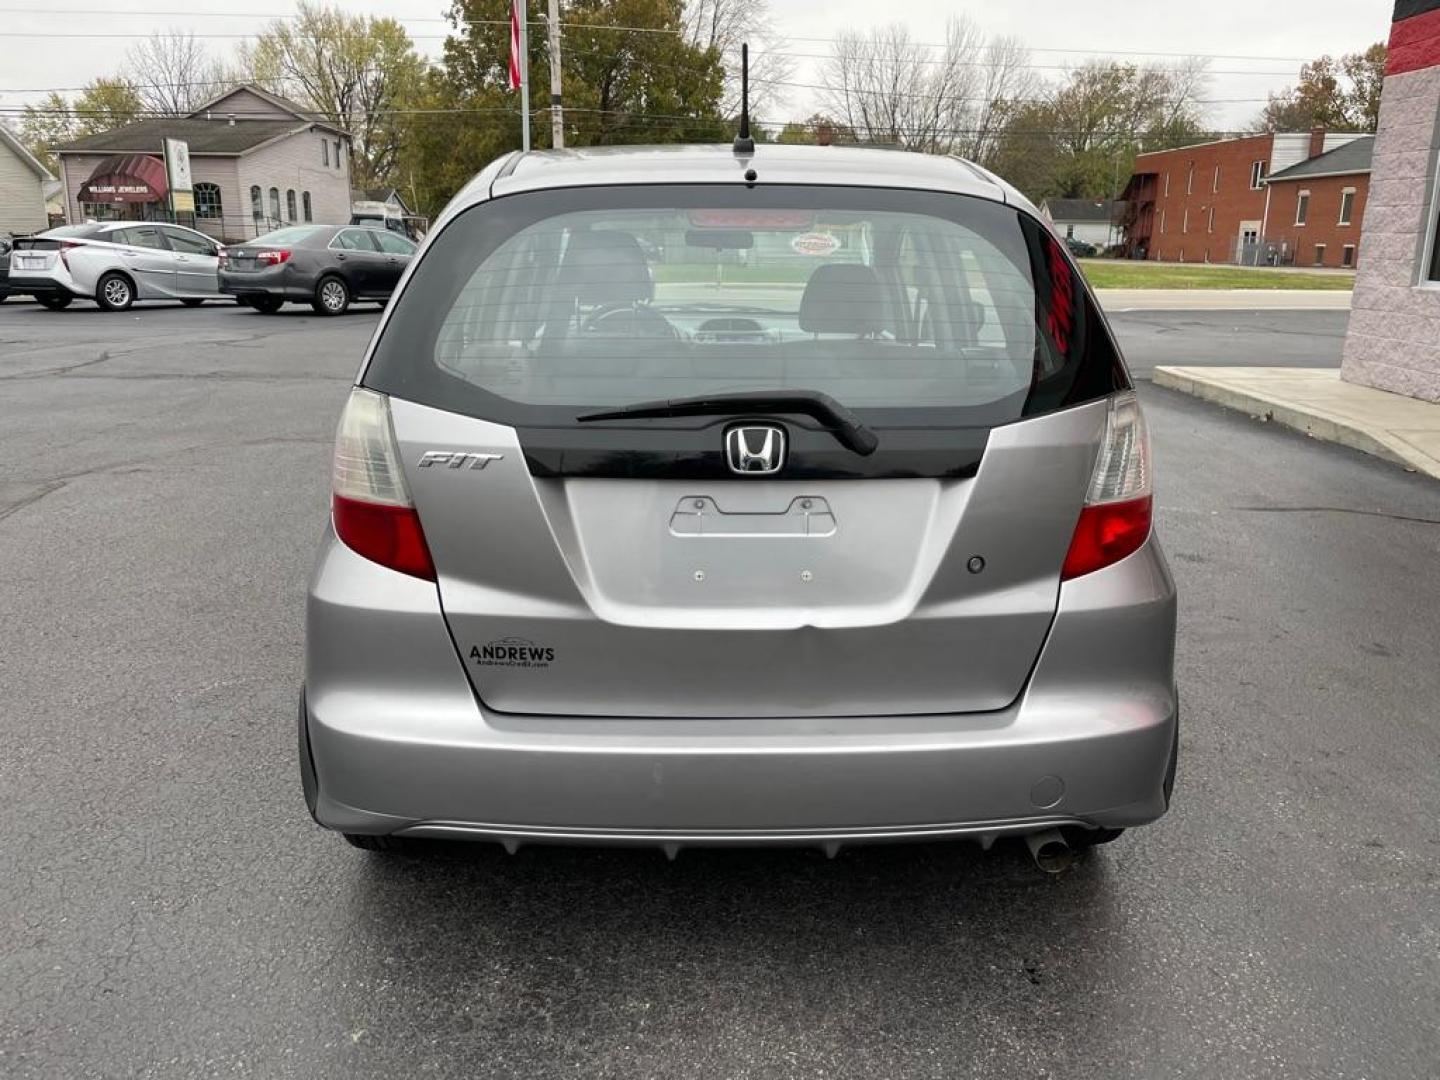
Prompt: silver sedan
<box><xmin>6</xmin><ymin>221</ymin><xmax>225</xmax><ymax>311</ymax></box>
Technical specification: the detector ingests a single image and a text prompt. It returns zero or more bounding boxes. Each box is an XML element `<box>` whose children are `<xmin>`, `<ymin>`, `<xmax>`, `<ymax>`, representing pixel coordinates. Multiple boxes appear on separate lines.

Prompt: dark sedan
<box><xmin>219</xmin><ymin>224</ymin><xmax>416</xmax><ymax>315</ymax></box>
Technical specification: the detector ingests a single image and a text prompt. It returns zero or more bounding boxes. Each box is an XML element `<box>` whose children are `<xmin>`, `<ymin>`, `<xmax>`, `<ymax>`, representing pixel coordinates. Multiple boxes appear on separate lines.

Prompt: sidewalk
<box><xmin>1096</xmin><ymin>289</ymin><xmax>1352</xmax><ymax>311</ymax></box>
<box><xmin>1153</xmin><ymin>366</ymin><xmax>1440</xmax><ymax>480</ymax></box>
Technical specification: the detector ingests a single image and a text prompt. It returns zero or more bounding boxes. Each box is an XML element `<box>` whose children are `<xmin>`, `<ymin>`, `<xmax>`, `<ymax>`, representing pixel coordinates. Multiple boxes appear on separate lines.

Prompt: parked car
<box><xmin>219</xmin><ymin>224</ymin><xmax>416</xmax><ymax>315</ymax></box>
<box><xmin>6</xmin><ymin>222</ymin><xmax>226</xmax><ymax>311</ymax></box>
<box><xmin>0</xmin><ymin>235</ymin><xmax>11</xmax><ymax>302</ymax></box>
<box><xmin>1065</xmin><ymin>237</ymin><xmax>1099</xmax><ymax>258</ymax></box>
<box><xmin>301</xmin><ymin>144</ymin><xmax>1177</xmax><ymax>870</ymax></box>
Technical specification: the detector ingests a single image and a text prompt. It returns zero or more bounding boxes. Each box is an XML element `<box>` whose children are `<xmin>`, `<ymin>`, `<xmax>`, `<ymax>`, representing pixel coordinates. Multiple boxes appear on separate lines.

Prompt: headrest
<box><xmin>558</xmin><ymin>230</ymin><xmax>653</xmax><ymax>305</ymax></box>
<box><xmin>798</xmin><ymin>264</ymin><xmax>884</xmax><ymax>335</ymax></box>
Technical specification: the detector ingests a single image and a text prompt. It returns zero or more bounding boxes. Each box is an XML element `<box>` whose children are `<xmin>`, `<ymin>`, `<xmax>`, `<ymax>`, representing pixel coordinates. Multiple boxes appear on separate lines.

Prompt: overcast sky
<box><xmin>0</xmin><ymin>0</ymin><xmax>1395</xmax><ymax>131</ymax></box>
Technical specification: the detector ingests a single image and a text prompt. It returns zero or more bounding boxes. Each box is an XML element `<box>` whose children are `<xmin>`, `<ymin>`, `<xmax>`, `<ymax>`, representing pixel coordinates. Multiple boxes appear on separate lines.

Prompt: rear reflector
<box><xmin>332</xmin><ymin>494</ymin><xmax>435</xmax><ymax>580</ymax></box>
<box><xmin>330</xmin><ymin>388</ymin><xmax>435</xmax><ymax>580</ymax></box>
<box><xmin>1061</xmin><ymin>392</ymin><xmax>1153</xmax><ymax>580</ymax></box>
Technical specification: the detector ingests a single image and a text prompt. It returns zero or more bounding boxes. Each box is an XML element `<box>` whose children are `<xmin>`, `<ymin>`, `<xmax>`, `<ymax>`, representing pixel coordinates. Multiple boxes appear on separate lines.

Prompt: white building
<box><xmin>0</xmin><ymin>124</ymin><xmax>52</xmax><ymax>236</ymax></box>
<box><xmin>52</xmin><ymin>85</ymin><xmax>352</xmax><ymax>243</ymax></box>
<box><xmin>1039</xmin><ymin>199</ymin><xmax>1124</xmax><ymax>250</ymax></box>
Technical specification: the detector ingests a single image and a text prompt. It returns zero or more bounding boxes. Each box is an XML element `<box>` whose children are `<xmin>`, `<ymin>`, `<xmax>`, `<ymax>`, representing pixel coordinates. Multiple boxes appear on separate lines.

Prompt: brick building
<box><xmin>1262</xmin><ymin>137</ymin><xmax>1373</xmax><ymax>268</ymax></box>
<box><xmin>1120</xmin><ymin>130</ymin><xmax>1370</xmax><ymax>265</ymax></box>
<box><xmin>1341</xmin><ymin>0</ymin><xmax>1440</xmax><ymax>402</ymax></box>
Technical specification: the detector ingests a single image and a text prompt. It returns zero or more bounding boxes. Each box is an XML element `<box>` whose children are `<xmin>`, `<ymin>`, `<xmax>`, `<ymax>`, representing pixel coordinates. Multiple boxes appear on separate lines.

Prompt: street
<box><xmin>2</xmin><ymin>300</ymin><xmax>1437</xmax><ymax>1079</ymax></box>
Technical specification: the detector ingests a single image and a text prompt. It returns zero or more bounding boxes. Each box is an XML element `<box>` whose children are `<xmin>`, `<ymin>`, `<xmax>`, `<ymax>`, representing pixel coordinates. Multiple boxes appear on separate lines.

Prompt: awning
<box><xmin>77</xmin><ymin>154</ymin><xmax>168</xmax><ymax>204</ymax></box>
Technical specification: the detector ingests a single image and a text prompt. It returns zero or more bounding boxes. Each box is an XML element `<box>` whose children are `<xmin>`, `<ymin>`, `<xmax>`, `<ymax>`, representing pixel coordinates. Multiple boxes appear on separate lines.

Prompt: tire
<box><xmin>312</xmin><ymin>275</ymin><xmax>349</xmax><ymax>316</ymax></box>
<box><xmin>251</xmin><ymin>296</ymin><xmax>284</xmax><ymax>314</ymax></box>
<box><xmin>344</xmin><ymin>833</ymin><xmax>409</xmax><ymax>853</ymax></box>
<box><xmin>37</xmin><ymin>294</ymin><xmax>72</xmax><ymax>310</ymax></box>
<box><xmin>181</xmin><ymin>298</ymin><xmax>204</xmax><ymax>307</ymax></box>
<box><xmin>96</xmin><ymin>272</ymin><xmax>135</xmax><ymax>312</ymax></box>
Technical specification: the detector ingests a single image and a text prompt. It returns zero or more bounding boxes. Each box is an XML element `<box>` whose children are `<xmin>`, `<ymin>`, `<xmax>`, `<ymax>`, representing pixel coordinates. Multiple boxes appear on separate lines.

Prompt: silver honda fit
<box><xmin>301</xmin><ymin>144</ymin><xmax>1177</xmax><ymax>867</ymax></box>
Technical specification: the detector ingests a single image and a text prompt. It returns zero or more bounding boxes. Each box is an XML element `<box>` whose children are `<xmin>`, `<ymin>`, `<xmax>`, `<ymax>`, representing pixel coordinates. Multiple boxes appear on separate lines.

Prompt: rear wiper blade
<box><xmin>577</xmin><ymin>389</ymin><xmax>879</xmax><ymax>456</ymax></box>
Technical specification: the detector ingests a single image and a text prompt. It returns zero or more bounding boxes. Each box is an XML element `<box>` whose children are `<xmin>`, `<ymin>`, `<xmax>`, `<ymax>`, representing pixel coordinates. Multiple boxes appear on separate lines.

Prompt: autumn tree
<box><xmin>242</xmin><ymin>2</ymin><xmax>429</xmax><ymax>187</ymax></box>
<box><xmin>20</xmin><ymin>80</ymin><xmax>144</xmax><ymax>169</ymax></box>
<box><xmin>775</xmin><ymin>113</ymin><xmax>857</xmax><ymax>145</ymax></box>
<box><xmin>988</xmin><ymin>60</ymin><xmax>1211</xmax><ymax>201</ymax></box>
<box><xmin>1254</xmin><ymin>43</ymin><xmax>1386</xmax><ymax>133</ymax></box>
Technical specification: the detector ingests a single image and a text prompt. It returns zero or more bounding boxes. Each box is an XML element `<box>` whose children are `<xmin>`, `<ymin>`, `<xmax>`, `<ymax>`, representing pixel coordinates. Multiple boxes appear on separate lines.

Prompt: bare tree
<box><xmin>124</xmin><ymin>31</ymin><xmax>232</xmax><ymax>116</ymax></box>
<box><xmin>820</xmin><ymin>17</ymin><xmax>995</xmax><ymax>154</ymax></box>
<box><xmin>682</xmin><ymin>0</ymin><xmax>791</xmax><ymax>117</ymax></box>
<box><xmin>960</xmin><ymin>36</ymin><xmax>1037</xmax><ymax>165</ymax></box>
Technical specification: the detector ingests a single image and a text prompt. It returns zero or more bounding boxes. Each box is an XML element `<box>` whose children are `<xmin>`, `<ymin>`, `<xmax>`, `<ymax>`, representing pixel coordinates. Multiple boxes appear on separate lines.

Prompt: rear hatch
<box><xmin>360</xmin><ymin>183</ymin><xmax>1132</xmax><ymax>718</ymax></box>
<box><xmin>9</xmin><ymin>237</ymin><xmax>65</xmax><ymax>273</ymax></box>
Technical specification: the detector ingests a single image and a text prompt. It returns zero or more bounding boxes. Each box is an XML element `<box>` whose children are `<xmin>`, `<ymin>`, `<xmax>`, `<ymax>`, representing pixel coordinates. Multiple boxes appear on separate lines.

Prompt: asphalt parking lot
<box><xmin>2</xmin><ymin>299</ymin><xmax>1438</xmax><ymax>1079</ymax></box>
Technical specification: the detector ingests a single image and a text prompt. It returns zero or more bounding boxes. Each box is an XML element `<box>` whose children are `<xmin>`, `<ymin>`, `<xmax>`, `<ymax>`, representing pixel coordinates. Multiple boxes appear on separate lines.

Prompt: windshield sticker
<box><xmin>471</xmin><ymin>637</ymin><xmax>555</xmax><ymax>669</ymax></box>
<box><xmin>790</xmin><ymin>232</ymin><xmax>840</xmax><ymax>257</ymax></box>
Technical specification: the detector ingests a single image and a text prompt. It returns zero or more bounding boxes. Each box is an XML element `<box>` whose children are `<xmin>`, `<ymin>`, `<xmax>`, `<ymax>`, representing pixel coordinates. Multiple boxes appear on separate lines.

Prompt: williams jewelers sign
<box><xmin>77</xmin><ymin>154</ymin><xmax>170</xmax><ymax>204</ymax></box>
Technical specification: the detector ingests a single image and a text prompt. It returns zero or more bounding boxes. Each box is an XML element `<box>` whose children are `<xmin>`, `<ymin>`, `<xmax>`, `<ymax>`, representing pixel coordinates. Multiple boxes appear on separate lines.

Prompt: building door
<box><xmin>1236</xmin><ymin>222</ymin><xmax>1262</xmax><ymax>266</ymax></box>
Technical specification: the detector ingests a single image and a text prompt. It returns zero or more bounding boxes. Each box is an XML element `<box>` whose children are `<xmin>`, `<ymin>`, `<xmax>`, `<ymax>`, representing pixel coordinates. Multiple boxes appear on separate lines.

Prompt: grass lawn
<box><xmin>1078</xmin><ymin>260</ymin><xmax>1355</xmax><ymax>290</ymax></box>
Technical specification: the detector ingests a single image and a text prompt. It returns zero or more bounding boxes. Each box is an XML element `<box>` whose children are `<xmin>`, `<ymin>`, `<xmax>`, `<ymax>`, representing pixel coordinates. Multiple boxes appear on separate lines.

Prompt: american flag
<box><xmin>508</xmin><ymin>0</ymin><xmax>523</xmax><ymax>90</ymax></box>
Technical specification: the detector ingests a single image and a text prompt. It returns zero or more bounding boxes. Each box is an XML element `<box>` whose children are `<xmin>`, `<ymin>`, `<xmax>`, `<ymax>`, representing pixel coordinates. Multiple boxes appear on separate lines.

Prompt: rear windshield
<box><xmin>364</xmin><ymin>185</ymin><xmax>1125</xmax><ymax>428</ymax></box>
<box><xmin>40</xmin><ymin>224</ymin><xmax>105</xmax><ymax>239</ymax></box>
<box><xmin>252</xmin><ymin>226</ymin><xmax>327</xmax><ymax>246</ymax></box>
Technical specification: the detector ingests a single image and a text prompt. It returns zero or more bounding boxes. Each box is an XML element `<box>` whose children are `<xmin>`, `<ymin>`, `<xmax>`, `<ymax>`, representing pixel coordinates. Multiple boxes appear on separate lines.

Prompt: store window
<box><xmin>194</xmin><ymin>182</ymin><xmax>223</xmax><ymax>220</ymax></box>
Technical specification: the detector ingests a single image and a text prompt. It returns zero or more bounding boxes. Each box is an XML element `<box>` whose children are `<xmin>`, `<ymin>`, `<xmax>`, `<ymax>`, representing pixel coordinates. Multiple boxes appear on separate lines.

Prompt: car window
<box><xmin>333</xmin><ymin>229</ymin><xmax>380</xmax><ymax>252</ymax></box>
<box><xmin>373</xmin><ymin>231</ymin><xmax>415</xmax><ymax>255</ymax></box>
<box><xmin>110</xmin><ymin>226</ymin><xmax>167</xmax><ymax>250</ymax></box>
<box><xmin>364</xmin><ymin>185</ymin><xmax>1124</xmax><ymax>430</ymax></box>
<box><xmin>160</xmin><ymin>227</ymin><xmax>215</xmax><ymax>256</ymax></box>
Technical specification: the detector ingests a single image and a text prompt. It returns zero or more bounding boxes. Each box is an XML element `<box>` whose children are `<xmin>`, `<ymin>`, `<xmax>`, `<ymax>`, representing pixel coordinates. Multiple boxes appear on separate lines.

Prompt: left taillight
<box><xmin>1061</xmin><ymin>392</ymin><xmax>1153</xmax><ymax>581</ymax></box>
<box><xmin>58</xmin><ymin>240</ymin><xmax>79</xmax><ymax>271</ymax></box>
<box><xmin>330</xmin><ymin>388</ymin><xmax>435</xmax><ymax>581</ymax></box>
<box><xmin>258</xmin><ymin>249</ymin><xmax>291</xmax><ymax>266</ymax></box>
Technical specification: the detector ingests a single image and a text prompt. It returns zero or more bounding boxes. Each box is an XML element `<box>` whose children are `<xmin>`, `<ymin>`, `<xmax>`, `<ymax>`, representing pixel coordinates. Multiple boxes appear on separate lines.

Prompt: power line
<box><xmin>0</xmin><ymin>9</ymin><xmax>1323</xmax><ymax>63</ymax></box>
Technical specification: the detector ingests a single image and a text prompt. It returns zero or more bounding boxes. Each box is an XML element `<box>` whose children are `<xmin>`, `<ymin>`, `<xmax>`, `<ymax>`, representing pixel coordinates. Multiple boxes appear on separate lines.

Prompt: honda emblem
<box><xmin>725</xmin><ymin>424</ymin><xmax>787</xmax><ymax>475</ymax></box>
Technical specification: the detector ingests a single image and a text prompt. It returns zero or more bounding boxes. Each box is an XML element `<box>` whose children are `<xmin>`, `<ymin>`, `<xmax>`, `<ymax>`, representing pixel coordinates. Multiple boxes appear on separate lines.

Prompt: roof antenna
<box><xmin>733</xmin><ymin>42</ymin><xmax>755</xmax><ymax>155</ymax></box>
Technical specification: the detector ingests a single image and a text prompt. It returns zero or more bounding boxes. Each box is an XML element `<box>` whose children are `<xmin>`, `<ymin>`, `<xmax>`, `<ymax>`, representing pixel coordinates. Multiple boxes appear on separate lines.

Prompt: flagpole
<box><xmin>518</xmin><ymin>0</ymin><xmax>532</xmax><ymax>151</ymax></box>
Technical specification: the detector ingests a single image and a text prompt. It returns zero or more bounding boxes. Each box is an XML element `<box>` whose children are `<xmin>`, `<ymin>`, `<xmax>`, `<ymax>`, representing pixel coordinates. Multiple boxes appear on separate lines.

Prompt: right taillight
<box><xmin>330</xmin><ymin>388</ymin><xmax>435</xmax><ymax>581</ymax></box>
<box><xmin>1061</xmin><ymin>392</ymin><xmax>1153</xmax><ymax>581</ymax></box>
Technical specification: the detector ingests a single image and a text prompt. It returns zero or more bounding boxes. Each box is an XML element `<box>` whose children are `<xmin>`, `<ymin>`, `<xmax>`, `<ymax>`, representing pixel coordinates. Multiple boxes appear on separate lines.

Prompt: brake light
<box><xmin>258</xmin><ymin>249</ymin><xmax>291</xmax><ymax>266</ymax></box>
<box><xmin>1061</xmin><ymin>392</ymin><xmax>1152</xmax><ymax>580</ymax></box>
<box><xmin>58</xmin><ymin>240</ymin><xmax>79</xmax><ymax>271</ymax></box>
<box><xmin>330</xmin><ymin>388</ymin><xmax>435</xmax><ymax>580</ymax></box>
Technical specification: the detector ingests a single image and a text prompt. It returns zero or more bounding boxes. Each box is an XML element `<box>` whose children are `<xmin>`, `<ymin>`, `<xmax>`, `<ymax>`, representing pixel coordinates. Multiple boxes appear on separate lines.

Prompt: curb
<box><xmin>1152</xmin><ymin>367</ymin><xmax>1440</xmax><ymax>481</ymax></box>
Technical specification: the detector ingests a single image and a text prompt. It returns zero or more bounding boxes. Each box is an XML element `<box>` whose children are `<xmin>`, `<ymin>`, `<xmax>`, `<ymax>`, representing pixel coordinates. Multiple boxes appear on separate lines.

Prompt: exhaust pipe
<box><xmin>1025</xmin><ymin>829</ymin><xmax>1076</xmax><ymax>874</ymax></box>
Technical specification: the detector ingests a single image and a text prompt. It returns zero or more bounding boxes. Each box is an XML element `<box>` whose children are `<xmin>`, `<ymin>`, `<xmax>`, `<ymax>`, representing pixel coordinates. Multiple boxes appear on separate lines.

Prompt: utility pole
<box><xmin>518</xmin><ymin>1</ymin><xmax>531</xmax><ymax>151</ymax></box>
<box><xmin>547</xmin><ymin>0</ymin><xmax>564</xmax><ymax>149</ymax></box>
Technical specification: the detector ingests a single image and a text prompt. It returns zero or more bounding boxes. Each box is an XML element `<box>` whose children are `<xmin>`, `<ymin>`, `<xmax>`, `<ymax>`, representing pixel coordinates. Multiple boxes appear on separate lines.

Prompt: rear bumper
<box><xmin>303</xmin><ymin>529</ymin><xmax>1178</xmax><ymax>846</ymax></box>
<box><xmin>219</xmin><ymin>267</ymin><xmax>314</xmax><ymax>300</ymax></box>
<box><xmin>5</xmin><ymin>273</ymin><xmax>79</xmax><ymax>299</ymax></box>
